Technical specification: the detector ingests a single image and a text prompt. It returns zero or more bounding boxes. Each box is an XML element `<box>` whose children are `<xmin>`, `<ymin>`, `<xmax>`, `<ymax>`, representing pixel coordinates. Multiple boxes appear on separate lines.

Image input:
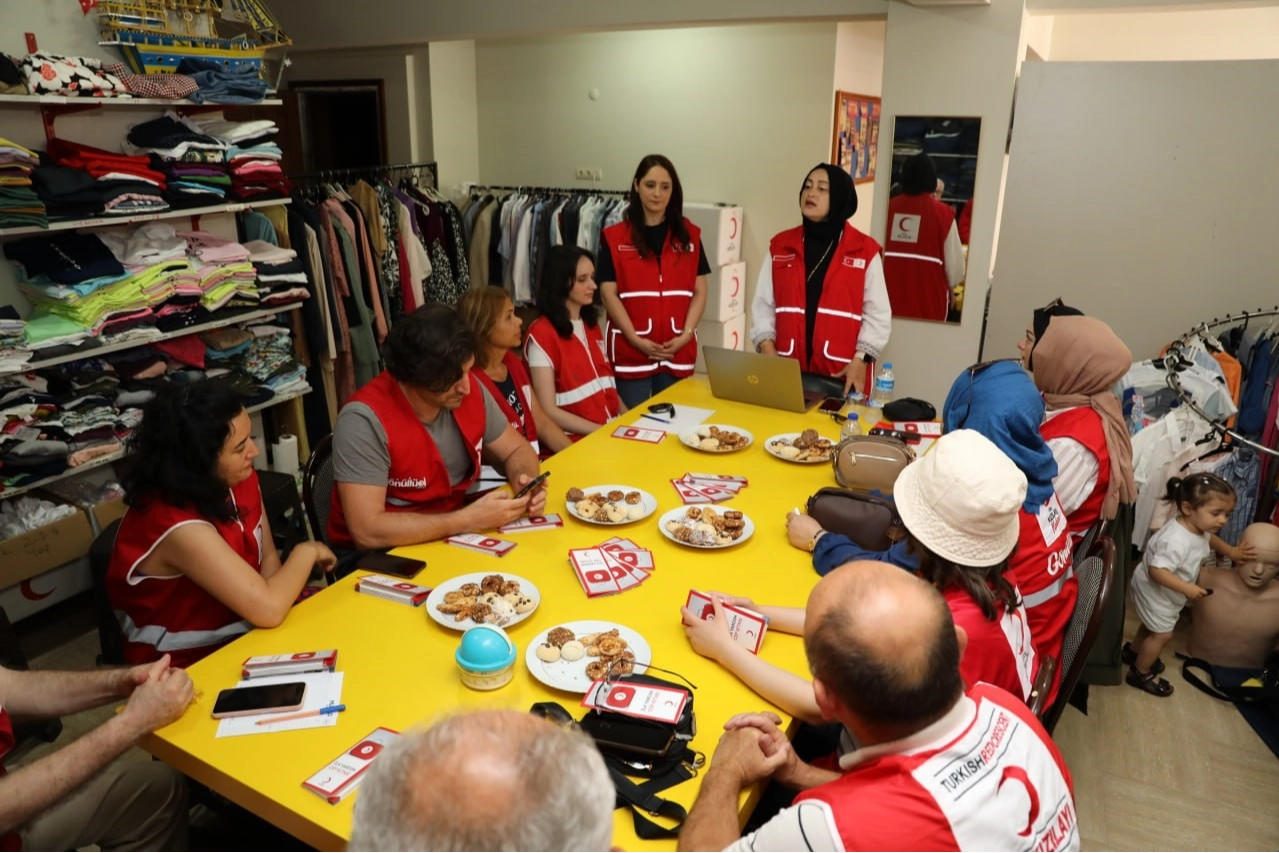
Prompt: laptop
<box><xmin>702</xmin><ymin>347</ymin><xmax>842</xmax><ymax>413</ymax></box>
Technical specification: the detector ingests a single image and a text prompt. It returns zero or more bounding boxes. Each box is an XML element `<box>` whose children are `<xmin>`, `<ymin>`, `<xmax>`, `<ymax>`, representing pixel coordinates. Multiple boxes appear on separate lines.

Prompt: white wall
<box><xmin>474</xmin><ymin>23</ymin><xmax>840</xmax><ymax>297</ymax></box>
<box><xmin>1047</xmin><ymin>6</ymin><xmax>1279</xmax><ymax>60</ymax></box>
<box><xmin>428</xmin><ymin>41</ymin><xmax>480</xmax><ymax>187</ymax></box>
<box><xmin>270</xmin><ymin>0</ymin><xmax>888</xmax><ymax>50</ymax></box>
<box><xmin>1</xmin><ymin>3</ymin><xmax>106</xmax><ymax>57</ymax></box>
<box><xmin>871</xmin><ymin>0</ymin><xmax>1027</xmax><ymax>404</ymax></box>
<box><xmin>833</xmin><ymin>21</ymin><xmax>887</xmax><ymax>235</ymax></box>
<box><xmin>284</xmin><ymin>51</ymin><xmax>416</xmax><ymax>163</ymax></box>
<box><xmin>986</xmin><ymin>59</ymin><xmax>1279</xmax><ymax>363</ymax></box>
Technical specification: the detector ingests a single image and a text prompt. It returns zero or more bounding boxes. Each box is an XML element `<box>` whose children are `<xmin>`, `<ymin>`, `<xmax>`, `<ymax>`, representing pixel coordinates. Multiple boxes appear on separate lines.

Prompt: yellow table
<box><xmin>142</xmin><ymin>378</ymin><xmax>880</xmax><ymax>851</ymax></box>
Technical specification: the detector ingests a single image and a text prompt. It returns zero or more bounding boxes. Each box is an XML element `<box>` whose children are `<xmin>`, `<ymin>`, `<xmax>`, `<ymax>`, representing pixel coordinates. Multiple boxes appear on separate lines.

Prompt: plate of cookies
<box><xmin>525</xmin><ymin>620</ymin><xmax>651</xmax><ymax>693</ymax></box>
<box><xmin>765</xmin><ymin>430</ymin><xmax>837</xmax><ymax>464</ymax></box>
<box><xmin>658</xmin><ymin>506</ymin><xmax>754</xmax><ymax>548</ymax></box>
<box><xmin>679</xmin><ymin>424</ymin><xmax>753</xmax><ymax>453</ymax></box>
<box><xmin>564</xmin><ymin>485</ymin><xmax>658</xmax><ymax>525</ymax></box>
<box><xmin>426</xmin><ymin>572</ymin><xmax>540</xmax><ymax>631</ymax></box>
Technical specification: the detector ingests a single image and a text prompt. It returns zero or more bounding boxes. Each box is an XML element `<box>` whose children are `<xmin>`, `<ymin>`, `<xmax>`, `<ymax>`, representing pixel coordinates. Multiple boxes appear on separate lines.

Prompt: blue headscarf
<box><xmin>942</xmin><ymin>360</ymin><xmax>1057</xmax><ymax>513</ymax></box>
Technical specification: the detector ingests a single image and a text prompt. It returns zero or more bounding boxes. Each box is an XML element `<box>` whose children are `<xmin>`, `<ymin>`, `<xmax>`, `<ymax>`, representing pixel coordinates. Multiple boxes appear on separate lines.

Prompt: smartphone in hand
<box><xmin>513</xmin><ymin>471</ymin><xmax>550</xmax><ymax>499</ymax></box>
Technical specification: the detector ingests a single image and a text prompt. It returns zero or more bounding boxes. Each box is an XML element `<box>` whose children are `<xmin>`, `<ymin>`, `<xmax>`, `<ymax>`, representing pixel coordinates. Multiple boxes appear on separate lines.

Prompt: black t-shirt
<box><xmin>595</xmin><ymin>221</ymin><xmax>712</xmax><ymax>282</ymax></box>
<box><xmin>494</xmin><ymin>371</ymin><xmax>525</xmax><ymax>423</ymax></box>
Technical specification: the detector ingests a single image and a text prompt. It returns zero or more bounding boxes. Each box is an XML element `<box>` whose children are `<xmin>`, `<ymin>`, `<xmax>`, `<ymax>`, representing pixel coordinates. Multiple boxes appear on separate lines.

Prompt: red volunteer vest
<box><xmin>327</xmin><ymin>371</ymin><xmax>487</xmax><ymax>549</ymax></box>
<box><xmin>944</xmin><ymin>586</ymin><xmax>1037</xmax><ymax>703</ymax></box>
<box><xmin>769</xmin><ymin>223</ymin><xmax>879</xmax><ymax>377</ymax></box>
<box><xmin>0</xmin><ymin>709</ymin><xmax>14</xmax><ymax>850</ymax></box>
<box><xmin>601</xmin><ymin>219</ymin><xmax>702</xmax><ymax>379</ymax></box>
<box><xmin>796</xmin><ymin>684</ymin><xmax>1077</xmax><ymax>852</ymax></box>
<box><xmin>471</xmin><ymin>350</ymin><xmax>540</xmax><ymax>452</ymax></box>
<box><xmin>884</xmin><ymin>194</ymin><xmax>955</xmax><ymax>322</ymax></box>
<box><xmin>106</xmin><ymin>472</ymin><xmax>264</xmax><ymax>668</ymax></box>
<box><xmin>1009</xmin><ymin>493</ymin><xmax>1077</xmax><ymax>709</ymax></box>
<box><xmin>1039</xmin><ymin>406</ymin><xmax>1111</xmax><ymax>538</ymax></box>
<box><xmin>526</xmin><ymin>316</ymin><xmax>621</xmax><ymax>439</ymax></box>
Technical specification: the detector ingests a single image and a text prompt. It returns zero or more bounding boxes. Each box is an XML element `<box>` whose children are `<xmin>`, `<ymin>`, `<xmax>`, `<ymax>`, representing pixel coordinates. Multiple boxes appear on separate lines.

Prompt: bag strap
<box><xmin>605</xmin><ymin>751</ymin><xmax>697</xmax><ymax>840</ymax></box>
<box><xmin>1180</xmin><ymin>656</ymin><xmax>1240</xmax><ymax>702</ymax></box>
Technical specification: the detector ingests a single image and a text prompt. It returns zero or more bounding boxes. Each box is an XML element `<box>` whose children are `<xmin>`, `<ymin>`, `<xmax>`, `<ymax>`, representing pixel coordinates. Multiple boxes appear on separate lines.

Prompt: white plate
<box><xmin>426</xmin><ymin>572</ymin><xmax>540</xmax><ymax>631</ymax></box>
<box><xmin>657</xmin><ymin>506</ymin><xmax>755</xmax><ymax>549</ymax></box>
<box><xmin>679</xmin><ymin>424</ymin><xmax>754</xmax><ymax>453</ymax></box>
<box><xmin>764</xmin><ymin>432</ymin><xmax>837</xmax><ymax>465</ymax></box>
<box><xmin>564</xmin><ymin>485</ymin><xmax>658</xmax><ymax>526</ymax></box>
<box><xmin>524</xmin><ymin>620</ymin><xmax>651</xmax><ymax>693</ymax></box>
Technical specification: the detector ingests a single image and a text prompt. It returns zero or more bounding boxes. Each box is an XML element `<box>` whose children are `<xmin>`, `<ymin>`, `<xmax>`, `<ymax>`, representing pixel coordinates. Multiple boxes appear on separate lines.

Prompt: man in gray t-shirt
<box><xmin>329</xmin><ymin>305</ymin><xmax>546</xmax><ymax>550</ymax></box>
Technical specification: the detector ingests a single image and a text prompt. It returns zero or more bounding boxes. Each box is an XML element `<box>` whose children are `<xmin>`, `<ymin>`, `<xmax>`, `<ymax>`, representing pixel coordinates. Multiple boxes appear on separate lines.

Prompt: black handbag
<box><xmin>531</xmin><ymin>672</ymin><xmax>703</xmax><ymax>839</ymax></box>
<box><xmin>807</xmin><ymin>486</ymin><xmax>901</xmax><ymax>551</ymax></box>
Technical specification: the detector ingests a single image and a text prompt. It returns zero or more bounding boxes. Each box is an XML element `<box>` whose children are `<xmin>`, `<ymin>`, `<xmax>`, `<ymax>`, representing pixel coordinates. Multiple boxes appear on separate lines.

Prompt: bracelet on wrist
<box><xmin>810</xmin><ymin>529</ymin><xmax>828</xmax><ymax>552</ymax></box>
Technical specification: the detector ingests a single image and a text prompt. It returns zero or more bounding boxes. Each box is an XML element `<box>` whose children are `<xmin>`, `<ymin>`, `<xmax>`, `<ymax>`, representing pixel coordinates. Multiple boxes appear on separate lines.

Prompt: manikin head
<box><xmin>1237</xmin><ymin>523</ymin><xmax>1279</xmax><ymax>590</ymax></box>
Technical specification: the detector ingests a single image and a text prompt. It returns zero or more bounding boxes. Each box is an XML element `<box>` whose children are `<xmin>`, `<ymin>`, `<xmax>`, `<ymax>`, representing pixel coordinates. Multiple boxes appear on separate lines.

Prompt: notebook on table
<box><xmin>702</xmin><ymin>347</ymin><xmax>837</xmax><ymax>413</ymax></box>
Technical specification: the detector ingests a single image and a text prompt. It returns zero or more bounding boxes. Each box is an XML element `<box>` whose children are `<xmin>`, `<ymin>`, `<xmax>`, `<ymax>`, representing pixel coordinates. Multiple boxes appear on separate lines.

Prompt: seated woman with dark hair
<box><xmin>107</xmin><ymin>382</ymin><xmax>336</xmax><ymax>667</ymax></box>
<box><xmin>525</xmin><ymin>245</ymin><xmax>625</xmax><ymax>440</ymax></box>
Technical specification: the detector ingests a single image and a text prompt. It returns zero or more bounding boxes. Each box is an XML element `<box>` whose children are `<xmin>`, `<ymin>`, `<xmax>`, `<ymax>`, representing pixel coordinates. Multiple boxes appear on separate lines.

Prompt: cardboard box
<box><xmin>685</xmin><ymin>203</ymin><xmax>743</xmax><ymax>267</ymax></box>
<box><xmin>695</xmin><ymin>314</ymin><xmax>748</xmax><ymax>372</ymax></box>
<box><xmin>0</xmin><ymin>555</ymin><xmax>92</xmax><ymax>622</ymax></box>
<box><xmin>704</xmin><ymin>261</ymin><xmax>746</xmax><ymax>322</ymax></box>
<box><xmin>0</xmin><ymin>506</ymin><xmax>94</xmax><ymax>589</ymax></box>
<box><xmin>91</xmin><ymin>498</ymin><xmax>127</xmax><ymax>535</ymax></box>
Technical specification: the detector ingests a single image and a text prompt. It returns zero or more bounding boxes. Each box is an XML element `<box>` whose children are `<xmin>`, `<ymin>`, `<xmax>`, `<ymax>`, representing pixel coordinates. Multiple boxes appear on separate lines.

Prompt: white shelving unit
<box><xmin>0</xmin><ymin>95</ymin><xmax>282</xmax><ymax>107</ymax></box>
<box><xmin>0</xmin><ymin>198</ymin><xmax>290</xmax><ymax>238</ymax></box>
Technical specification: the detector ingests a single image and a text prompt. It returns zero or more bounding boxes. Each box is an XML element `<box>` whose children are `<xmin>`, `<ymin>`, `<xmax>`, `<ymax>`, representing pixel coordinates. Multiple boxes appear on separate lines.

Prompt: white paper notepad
<box><xmin>215</xmin><ymin>671</ymin><xmax>345</xmax><ymax>738</ymax></box>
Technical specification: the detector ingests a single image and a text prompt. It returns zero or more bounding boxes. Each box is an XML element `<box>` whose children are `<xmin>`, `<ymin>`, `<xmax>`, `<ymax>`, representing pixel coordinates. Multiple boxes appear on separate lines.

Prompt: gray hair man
<box><xmin>350</xmin><ymin>709</ymin><xmax>614</xmax><ymax>851</ymax></box>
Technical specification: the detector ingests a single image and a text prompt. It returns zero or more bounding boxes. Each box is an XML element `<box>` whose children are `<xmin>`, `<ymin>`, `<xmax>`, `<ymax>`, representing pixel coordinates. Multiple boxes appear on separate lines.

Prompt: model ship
<box><xmin>96</xmin><ymin>0</ymin><xmax>289</xmax><ymax>82</ymax></box>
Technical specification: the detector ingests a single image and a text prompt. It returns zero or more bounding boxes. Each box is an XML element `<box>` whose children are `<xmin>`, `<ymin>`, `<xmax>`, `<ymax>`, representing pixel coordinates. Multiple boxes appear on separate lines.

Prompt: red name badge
<box><xmin>612</xmin><ymin>425</ymin><xmax>665</xmax><ymax>444</ymax></box>
<box><xmin>445</xmin><ymin>534</ymin><xmax>517</xmax><ymax>557</ymax></box>
<box><xmin>568</xmin><ymin>549</ymin><xmax>622</xmax><ymax>597</ymax></box>
<box><xmin>499</xmin><ymin>514</ymin><xmax>564</xmax><ymax>533</ymax></box>
<box><xmin>581</xmin><ymin>680</ymin><xmax>689</xmax><ymax>725</ymax></box>
<box><xmin>671</xmin><ymin>479</ymin><xmax>716</xmax><ymax>504</ymax></box>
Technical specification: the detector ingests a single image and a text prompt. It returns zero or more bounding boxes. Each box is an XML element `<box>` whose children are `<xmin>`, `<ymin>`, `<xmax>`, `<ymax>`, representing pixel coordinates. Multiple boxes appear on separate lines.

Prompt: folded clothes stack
<box><xmin>18</xmin><ymin>52</ymin><xmax>130</xmax><ymax>98</ymax></box>
<box><xmin>126</xmin><ymin>114</ymin><xmax>231</xmax><ymax>208</ymax></box>
<box><xmin>0</xmin><ymin>306</ymin><xmax>28</xmax><ymax>373</ymax></box>
<box><xmin>186</xmin><ymin>115</ymin><xmax>289</xmax><ymax>200</ymax></box>
<box><xmin>177</xmin><ymin>229</ymin><xmax>259</xmax><ymax>310</ymax></box>
<box><xmin>245</xmin><ymin>241</ymin><xmax>311</xmax><ymax>307</ymax></box>
<box><xmin>177</xmin><ymin>58</ymin><xmax>270</xmax><ymax>105</ymax></box>
<box><xmin>0</xmin><ymin>138</ymin><xmax>46</xmax><ymax>229</ymax></box>
<box><xmin>46</xmin><ymin>138</ymin><xmax>167</xmax><ymax>216</ymax></box>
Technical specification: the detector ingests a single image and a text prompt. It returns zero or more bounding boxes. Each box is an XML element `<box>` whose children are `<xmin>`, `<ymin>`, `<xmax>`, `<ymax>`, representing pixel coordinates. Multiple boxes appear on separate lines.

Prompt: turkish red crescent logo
<box><xmin>586</xmin><ymin>569</ymin><xmax>611</xmax><ymax>583</ymax></box>
<box><xmin>292</xmin><ymin>652</ymin><xmax>316</xmax><ymax>660</ymax></box>
<box><xmin>481</xmin><ymin>538</ymin><xmax>499</xmax><ymax>547</ymax></box>
<box><xmin>998</xmin><ymin>766</ymin><xmax>1040</xmax><ymax>837</ymax></box>
<box><xmin>729</xmin><ymin>217</ymin><xmax>738</xmax><ymax>239</ymax></box>
<box><xmin>608</xmin><ymin>686</ymin><xmax>636</xmax><ymax>706</ymax></box>
<box><xmin>351</xmin><ymin>741</ymin><xmax>383</xmax><ymax>760</ymax></box>
<box><xmin>700</xmin><ymin>603</ymin><xmax>716</xmax><ymax>620</ymax></box>
<box><xmin>625</xmin><ymin>428</ymin><xmax>638</xmax><ymax>437</ymax></box>
<box><xmin>730</xmin><ymin>276</ymin><xmax>741</xmax><ymax>297</ymax></box>
<box><xmin>730</xmin><ymin>331</ymin><xmax>739</xmax><ymax>348</ymax></box>
<box><xmin>395</xmin><ymin>583</ymin><xmax>413</xmax><ymax>590</ymax></box>
<box><xmin>21</xmin><ymin>578</ymin><xmax>54</xmax><ymax>601</ymax></box>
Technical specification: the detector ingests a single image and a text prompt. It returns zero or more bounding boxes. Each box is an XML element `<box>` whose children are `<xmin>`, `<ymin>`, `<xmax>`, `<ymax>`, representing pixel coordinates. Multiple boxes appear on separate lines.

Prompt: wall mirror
<box><xmin>884</xmin><ymin>116</ymin><xmax>981</xmax><ymax>324</ymax></box>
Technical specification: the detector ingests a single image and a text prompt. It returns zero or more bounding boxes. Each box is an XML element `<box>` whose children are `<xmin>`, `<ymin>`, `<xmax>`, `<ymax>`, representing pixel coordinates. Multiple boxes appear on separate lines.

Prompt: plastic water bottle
<box><xmin>1128</xmin><ymin>392</ymin><xmax>1145</xmax><ymax>436</ymax></box>
<box><xmin>869</xmin><ymin>363</ymin><xmax>895</xmax><ymax>408</ymax></box>
<box><xmin>841</xmin><ymin>412</ymin><xmax>861</xmax><ymax>441</ymax></box>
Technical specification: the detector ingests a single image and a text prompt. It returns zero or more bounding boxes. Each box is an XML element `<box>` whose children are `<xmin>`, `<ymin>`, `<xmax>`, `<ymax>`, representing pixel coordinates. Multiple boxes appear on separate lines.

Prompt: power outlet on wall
<box><xmin>575</xmin><ymin>167</ymin><xmax>603</xmax><ymax>181</ymax></box>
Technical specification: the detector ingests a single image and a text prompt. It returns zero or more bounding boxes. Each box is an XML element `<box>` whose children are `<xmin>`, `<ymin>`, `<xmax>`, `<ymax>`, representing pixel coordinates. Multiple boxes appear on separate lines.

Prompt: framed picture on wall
<box><xmin>831</xmin><ymin>91</ymin><xmax>881</xmax><ymax>184</ymax></box>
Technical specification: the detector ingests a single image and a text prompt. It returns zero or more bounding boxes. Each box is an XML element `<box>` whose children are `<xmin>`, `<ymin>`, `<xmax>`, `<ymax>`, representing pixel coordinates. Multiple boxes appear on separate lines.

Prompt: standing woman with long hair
<box><xmin>750</xmin><ymin>164</ymin><xmax>890</xmax><ymax>397</ymax></box>
<box><xmin>458</xmin><ymin>286</ymin><xmax>571</xmax><ymax>491</ymax></box>
<box><xmin>598</xmin><ymin>154</ymin><xmax>710</xmax><ymax>407</ymax></box>
<box><xmin>525</xmin><ymin>245</ymin><xmax>624</xmax><ymax>440</ymax></box>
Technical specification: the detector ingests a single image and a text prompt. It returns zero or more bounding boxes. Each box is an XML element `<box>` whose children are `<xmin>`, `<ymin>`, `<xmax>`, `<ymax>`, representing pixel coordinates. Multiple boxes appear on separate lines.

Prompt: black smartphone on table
<box><xmin>579</xmin><ymin>713</ymin><xmax>677</xmax><ymax>756</ymax></box>
<box><xmin>818</xmin><ymin>396</ymin><xmax>846</xmax><ymax>413</ymax></box>
<box><xmin>211</xmin><ymin>681</ymin><xmax>307</xmax><ymax>718</ymax></box>
<box><xmin>513</xmin><ymin>470</ymin><xmax>550</xmax><ymax>499</ymax></box>
<box><xmin>356</xmin><ymin>552</ymin><xmax>427</xmax><ymax>579</ymax></box>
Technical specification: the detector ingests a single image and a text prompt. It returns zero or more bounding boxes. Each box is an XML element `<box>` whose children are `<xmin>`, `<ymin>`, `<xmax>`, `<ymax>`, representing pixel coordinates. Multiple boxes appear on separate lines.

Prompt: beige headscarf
<box><xmin>1031</xmin><ymin>315</ymin><xmax>1136</xmax><ymax>520</ymax></box>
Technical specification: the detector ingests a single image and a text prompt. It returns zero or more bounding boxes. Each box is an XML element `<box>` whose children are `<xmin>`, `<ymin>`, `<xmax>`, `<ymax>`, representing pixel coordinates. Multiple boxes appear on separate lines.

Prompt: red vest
<box><xmin>769</xmin><ymin>223</ymin><xmax>879</xmax><ymax>376</ymax></box>
<box><xmin>0</xmin><ymin>708</ymin><xmax>14</xmax><ymax>850</ymax></box>
<box><xmin>328</xmin><ymin>371</ymin><xmax>487</xmax><ymax>549</ymax></box>
<box><xmin>795</xmin><ymin>683</ymin><xmax>1077</xmax><ymax>852</ymax></box>
<box><xmin>471</xmin><ymin>350</ymin><xmax>540</xmax><ymax>452</ymax></box>
<box><xmin>106</xmin><ymin>472</ymin><xmax>264</xmax><ymax>668</ymax></box>
<box><xmin>1039</xmin><ymin>406</ymin><xmax>1111</xmax><ymax>538</ymax></box>
<box><xmin>884</xmin><ymin>194</ymin><xmax>955</xmax><ymax>322</ymax></box>
<box><xmin>525</xmin><ymin>316</ymin><xmax>621</xmax><ymax>439</ymax></box>
<box><xmin>944</xmin><ymin>585</ymin><xmax>1037</xmax><ymax>704</ymax></box>
<box><xmin>1009</xmin><ymin>493</ymin><xmax>1077</xmax><ymax>709</ymax></box>
<box><xmin>601</xmin><ymin>218</ymin><xmax>702</xmax><ymax>379</ymax></box>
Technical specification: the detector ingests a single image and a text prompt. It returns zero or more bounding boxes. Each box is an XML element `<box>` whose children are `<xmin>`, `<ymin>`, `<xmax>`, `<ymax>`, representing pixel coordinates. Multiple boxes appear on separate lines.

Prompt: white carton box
<box><xmin>704</xmin><ymin>261</ymin><xmax>746</xmax><ymax>322</ymax></box>
<box><xmin>685</xmin><ymin>202</ymin><xmax>743</xmax><ymax>267</ymax></box>
<box><xmin>695</xmin><ymin>314</ymin><xmax>747</xmax><ymax>372</ymax></box>
<box><xmin>0</xmin><ymin>556</ymin><xmax>92</xmax><ymax>622</ymax></box>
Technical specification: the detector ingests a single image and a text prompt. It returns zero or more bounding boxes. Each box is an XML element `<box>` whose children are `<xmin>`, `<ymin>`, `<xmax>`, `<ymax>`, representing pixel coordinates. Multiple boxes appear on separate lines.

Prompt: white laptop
<box><xmin>702</xmin><ymin>347</ymin><xmax>838</xmax><ymax>413</ymax></box>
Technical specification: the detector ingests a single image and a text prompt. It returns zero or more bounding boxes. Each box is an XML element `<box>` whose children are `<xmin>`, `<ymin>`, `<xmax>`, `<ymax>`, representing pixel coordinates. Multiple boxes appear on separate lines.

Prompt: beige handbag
<box><xmin>832</xmin><ymin>434</ymin><xmax>915</xmax><ymax>495</ymax></box>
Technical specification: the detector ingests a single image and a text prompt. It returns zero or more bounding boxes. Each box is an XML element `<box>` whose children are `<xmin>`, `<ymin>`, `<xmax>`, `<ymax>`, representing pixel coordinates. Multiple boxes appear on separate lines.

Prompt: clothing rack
<box><xmin>469</xmin><ymin>183</ymin><xmax>629</xmax><ymax>196</ymax></box>
<box><xmin>289</xmin><ymin>161</ymin><xmax>438</xmax><ymax>188</ymax></box>
<box><xmin>1162</xmin><ymin>306</ymin><xmax>1279</xmax><ymax>458</ymax></box>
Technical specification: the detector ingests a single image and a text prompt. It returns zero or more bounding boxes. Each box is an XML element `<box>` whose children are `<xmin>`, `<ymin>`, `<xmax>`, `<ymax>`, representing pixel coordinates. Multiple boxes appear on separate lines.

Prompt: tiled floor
<box><xmin>9</xmin><ymin>595</ymin><xmax>1279</xmax><ymax>851</ymax></box>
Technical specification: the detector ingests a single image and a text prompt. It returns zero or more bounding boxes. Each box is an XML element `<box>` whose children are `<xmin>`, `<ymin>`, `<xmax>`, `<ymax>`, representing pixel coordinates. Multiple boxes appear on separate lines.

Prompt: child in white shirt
<box><xmin>1125</xmin><ymin>472</ymin><xmax>1255</xmax><ymax>696</ymax></box>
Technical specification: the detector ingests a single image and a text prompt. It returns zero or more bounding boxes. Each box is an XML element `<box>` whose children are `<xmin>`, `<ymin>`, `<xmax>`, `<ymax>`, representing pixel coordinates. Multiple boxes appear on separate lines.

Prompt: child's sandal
<box><xmin>1126</xmin><ymin>666</ymin><xmax>1174</xmax><ymax>697</ymax></box>
<box><xmin>1121</xmin><ymin>642</ymin><xmax>1165</xmax><ymax>675</ymax></box>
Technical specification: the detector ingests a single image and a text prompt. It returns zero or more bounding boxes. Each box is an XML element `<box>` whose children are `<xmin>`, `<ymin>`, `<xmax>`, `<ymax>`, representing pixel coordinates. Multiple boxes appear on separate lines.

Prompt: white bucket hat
<box><xmin>893</xmin><ymin>429</ymin><xmax>1028</xmax><ymax>565</ymax></box>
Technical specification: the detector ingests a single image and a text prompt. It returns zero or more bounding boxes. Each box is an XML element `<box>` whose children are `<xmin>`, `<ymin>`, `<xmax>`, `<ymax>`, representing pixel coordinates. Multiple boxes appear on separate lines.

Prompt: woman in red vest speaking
<box><xmin>526</xmin><ymin>245</ymin><xmax>624</xmax><ymax>439</ymax></box>
<box><xmin>598</xmin><ymin>154</ymin><xmax>710</xmax><ymax>407</ymax></box>
<box><xmin>883</xmin><ymin>153</ymin><xmax>967</xmax><ymax>322</ymax></box>
<box><xmin>107</xmin><ymin>384</ymin><xmax>337</xmax><ymax>667</ymax></box>
<box><xmin>459</xmin><ymin>286</ymin><xmax>571</xmax><ymax>482</ymax></box>
<box><xmin>750</xmin><ymin>164</ymin><xmax>891</xmax><ymax>397</ymax></box>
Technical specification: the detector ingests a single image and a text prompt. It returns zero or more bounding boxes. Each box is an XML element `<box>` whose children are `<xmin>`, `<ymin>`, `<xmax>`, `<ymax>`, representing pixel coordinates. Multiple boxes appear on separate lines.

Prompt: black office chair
<box><xmin>0</xmin><ymin>607</ymin><xmax>62</xmax><ymax>760</ymax></box>
<box><xmin>90</xmin><ymin>518</ymin><xmax>126</xmax><ymax>666</ymax></box>
<box><xmin>302</xmin><ymin>433</ymin><xmax>334</xmax><ymax>547</ymax></box>
<box><xmin>1042</xmin><ymin>534</ymin><xmax>1116</xmax><ymax>734</ymax></box>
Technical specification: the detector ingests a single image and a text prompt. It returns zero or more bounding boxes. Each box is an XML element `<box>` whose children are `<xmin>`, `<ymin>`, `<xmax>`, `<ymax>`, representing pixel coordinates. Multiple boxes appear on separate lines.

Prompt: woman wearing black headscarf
<box><xmin>750</xmin><ymin>164</ymin><xmax>891</xmax><ymax>397</ymax></box>
<box><xmin>882</xmin><ymin>153</ymin><xmax>966</xmax><ymax>322</ymax></box>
